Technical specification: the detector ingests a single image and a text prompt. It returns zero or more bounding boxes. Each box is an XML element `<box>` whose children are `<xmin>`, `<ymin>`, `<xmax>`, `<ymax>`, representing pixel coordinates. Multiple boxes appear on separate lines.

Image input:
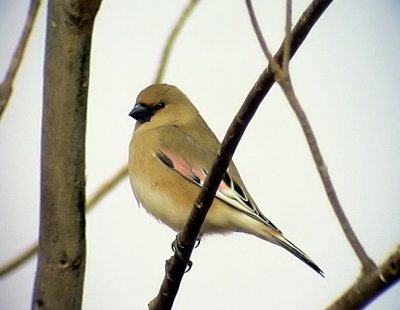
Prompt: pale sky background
<box><xmin>1</xmin><ymin>1</ymin><xmax>399</xmax><ymax>309</ymax></box>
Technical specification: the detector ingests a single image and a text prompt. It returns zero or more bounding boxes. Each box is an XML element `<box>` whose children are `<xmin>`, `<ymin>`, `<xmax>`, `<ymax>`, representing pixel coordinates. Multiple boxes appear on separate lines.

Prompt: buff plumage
<box><xmin>128</xmin><ymin>84</ymin><xmax>323</xmax><ymax>276</ymax></box>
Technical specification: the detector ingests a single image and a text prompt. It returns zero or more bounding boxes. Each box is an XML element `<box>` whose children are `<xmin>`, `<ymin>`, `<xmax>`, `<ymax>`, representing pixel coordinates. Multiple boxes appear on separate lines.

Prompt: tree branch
<box><xmin>282</xmin><ymin>0</ymin><xmax>293</xmax><ymax>73</ymax></box>
<box><xmin>326</xmin><ymin>245</ymin><xmax>400</xmax><ymax>310</ymax></box>
<box><xmin>154</xmin><ymin>0</ymin><xmax>200</xmax><ymax>83</ymax></box>
<box><xmin>0</xmin><ymin>164</ymin><xmax>128</xmax><ymax>277</ymax></box>
<box><xmin>0</xmin><ymin>0</ymin><xmax>198</xmax><ymax>279</ymax></box>
<box><xmin>279</xmin><ymin>77</ymin><xmax>376</xmax><ymax>272</ymax></box>
<box><xmin>149</xmin><ymin>1</ymin><xmax>333</xmax><ymax>309</ymax></box>
<box><xmin>0</xmin><ymin>243</ymin><xmax>37</xmax><ymax>277</ymax></box>
<box><xmin>32</xmin><ymin>0</ymin><xmax>101</xmax><ymax>309</ymax></box>
<box><xmin>0</xmin><ymin>0</ymin><xmax>41</xmax><ymax>119</ymax></box>
<box><xmin>245</xmin><ymin>0</ymin><xmax>283</xmax><ymax>79</ymax></box>
<box><xmin>246</xmin><ymin>0</ymin><xmax>376</xmax><ymax>273</ymax></box>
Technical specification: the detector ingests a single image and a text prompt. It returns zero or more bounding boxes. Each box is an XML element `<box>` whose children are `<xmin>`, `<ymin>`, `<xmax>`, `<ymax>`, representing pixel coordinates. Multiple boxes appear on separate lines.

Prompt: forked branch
<box><xmin>245</xmin><ymin>0</ymin><xmax>376</xmax><ymax>273</ymax></box>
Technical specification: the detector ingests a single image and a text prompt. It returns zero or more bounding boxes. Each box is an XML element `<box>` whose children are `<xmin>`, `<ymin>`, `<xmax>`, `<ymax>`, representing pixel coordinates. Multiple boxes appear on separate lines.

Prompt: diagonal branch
<box><xmin>154</xmin><ymin>0</ymin><xmax>200</xmax><ymax>83</ymax></box>
<box><xmin>0</xmin><ymin>0</ymin><xmax>41</xmax><ymax>119</ymax></box>
<box><xmin>326</xmin><ymin>245</ymin><xmax>400</xmax><ymax>310</ymax></box>
<box><xmin>245</xmin><ymin>0</ymin><xmax>282</xmax><ymax>78</ymax></box>
<box><xmin>0</xmin><ymin>0</ymin><xmax>200</xmax><ymax>279</ymax></box>
<box><xmin>246</xmin><ymin>0</ymin><xmax>376</xmax><ymax>273</ymax></box>
<box><xmin>279</xmin><ymin>77</ymin><xmax>376</xmax><ymax>272</ymax></box>
<box><xmin>149</xmin><ymin>1</ymin><xmax>334</xmax><ymax>309</ymax></box>
<box><xmin>0</xmin><ymin>243</ymin><xmax>37</xmax><ymax>277</ymax></box>
<box><xmin>0</xmin><ymin>164</ymin><xmax>128</xmax><ymax>277</ymax></box>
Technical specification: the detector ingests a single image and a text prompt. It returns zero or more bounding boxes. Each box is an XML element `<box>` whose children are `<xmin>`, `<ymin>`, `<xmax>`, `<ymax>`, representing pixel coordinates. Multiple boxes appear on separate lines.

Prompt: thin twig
<box><xmin>282</xmin><ymin>0</ymin><xmax>292</xmax><ymax>73</ymax></box>
<box><xmin>0</xmin><ymin>0</ymin><xmax>200</xmax><ymax>279</ymax></box>
<box><xmin>0</xmin><ymin>0</ymin><xmax>41</xmax><ymax>119</ymax></box>
<box><xmin>154</xmin><ymin>0</ymin><xmax>200</xmax><ymax>83</ymax></box>
<box><xmin>85</xmin><ymin>164</ymin><xmax>129</xmax><ymax>209</ymax></box>
<box><xmin>0</xmin><ymin>164</ymin><xmax>128</xmax><ymax>277</ymax></box>
<box><xmin>280</xmin><ymin>78</ymin><xmax>376</xmax><ymax>272</ymax></box>
<box><xmin>326</xmin><ymin>245</ymin><xmax>400</xmax><ymax>310</ymax></box>
<box><xmin>245</xmin><ymin>0</ymin><xmax>283</xmax><ymax>78</ymax></box>
<box><xmin>149</xmin><ymin>1</ymin><xmax>333</xmax><ymax>309</ymax></box>
<box><xmin>0</xmin><ymin>243</ymin><xmax>37</xmax><ymax>277</ymax></box>
<box><xmin>246</xmin><ymin>0</ymin><xmax>376</xmax><ymax>273</ymax></box>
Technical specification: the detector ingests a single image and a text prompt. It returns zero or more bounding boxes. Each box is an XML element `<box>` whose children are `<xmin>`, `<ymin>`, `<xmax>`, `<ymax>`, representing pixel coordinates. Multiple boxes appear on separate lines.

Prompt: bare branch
<box><xmin>245</xmin><ymin>0</ymin><xmax>283</xmax><ymax>78</ymax></box>
<box><xmin>278</xmin><ymin>77</ymin><xmax>376</xmax><ymax>272</ymax></box>
<box><xmin>85</xmin><ymin>164</ymin><xmax>129</xmax><ymax>209</ymax></box>
<box><xmin>326</xmin><ymin>245</ymin><xmax>400</xmax><ymax>310</ymax></box>
<box><xmin>32</xmin><ymin>0</ymin><xmax>101</xmax><ymax>308</ymax></box>
<box><xmin>0</xmin><ymin>164</ymin><xmax>128</xmax><ymax>277</ymax></box>
<box><xmin>0</xmin><ymin>0</ymin><xmax>41</xmax><ymax>119</ymax></box>
<box><xmin>0</xmin><ymin>0</ymin><xmax>200</xmax><ymax>279</ymax></box>
<box><xmin>0</xmin><ymin>243</ymin><xmax>37</xmax><ymax>277</ymax></box>
<box><xmin>246</xmin><ymin>0</ymin><xmax>375</xmax><ymax>273</ymax></box>
<box><xmin>155</xmin><ymin>0</ymin><xmax>200</xmax><ymax>83</ymax></box>
<box><xmin>149</xmin><ymin>1</ymin><xmax>333</xmax><ymax>309</ymax></box>
<box><xmin>283</xmin><ymin>0</ymin><xmax>292</xmax><ymax>73</ymax></box>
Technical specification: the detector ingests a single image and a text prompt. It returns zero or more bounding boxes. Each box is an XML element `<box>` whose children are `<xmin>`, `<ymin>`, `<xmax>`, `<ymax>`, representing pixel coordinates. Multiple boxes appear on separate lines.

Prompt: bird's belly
<box><xmin>130</xmin><ymin>174</ymin><xmax>193</xmax><ymax>231</ymax></box>
<box><xmin>129</xmin><ymin>172</ymin><xmax>244</xmax><ymax>235</ymax></box>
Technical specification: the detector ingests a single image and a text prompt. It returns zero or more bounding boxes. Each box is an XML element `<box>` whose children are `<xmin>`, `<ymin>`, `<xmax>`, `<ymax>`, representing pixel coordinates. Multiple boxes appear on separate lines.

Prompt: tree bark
<box><xmin>32</xmin><ymin>1</ymin><xmax>101</xmax><ymax>309</ymax></box>
<box><xmin>326</xmin><ymin>245</ymin><xmax>400</xmax><ymax>310</ymax></box>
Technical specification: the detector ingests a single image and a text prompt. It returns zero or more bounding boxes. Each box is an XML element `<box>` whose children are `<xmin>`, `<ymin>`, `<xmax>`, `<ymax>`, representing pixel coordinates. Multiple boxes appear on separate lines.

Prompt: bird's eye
<box><xmin>156</xmin><ymin>101</ymin><xmax>166</xmax><ymax>109</ymax></box>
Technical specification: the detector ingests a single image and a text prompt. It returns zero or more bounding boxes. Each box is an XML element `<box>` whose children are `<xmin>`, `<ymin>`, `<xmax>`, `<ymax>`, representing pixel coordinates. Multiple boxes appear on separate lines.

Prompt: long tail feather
<box><xmin>274</xmin><ymin>235</ymin><xmax>324</xmax><ymax>277</ymax></box>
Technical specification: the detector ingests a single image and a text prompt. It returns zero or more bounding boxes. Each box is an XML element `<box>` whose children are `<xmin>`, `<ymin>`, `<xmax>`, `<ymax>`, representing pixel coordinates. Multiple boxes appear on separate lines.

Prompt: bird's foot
<box><xmin>171</xmin><ymin>234</ymin><xmax>193</xmax><ymax>273</ymax></box>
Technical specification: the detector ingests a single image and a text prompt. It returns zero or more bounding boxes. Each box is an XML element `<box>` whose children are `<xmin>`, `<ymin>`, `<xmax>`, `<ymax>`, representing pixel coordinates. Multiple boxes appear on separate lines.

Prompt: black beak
<box><xmin>129</xmin><ymin>103</ymin><xmax>153</xmax><ymax>123</ymax></box>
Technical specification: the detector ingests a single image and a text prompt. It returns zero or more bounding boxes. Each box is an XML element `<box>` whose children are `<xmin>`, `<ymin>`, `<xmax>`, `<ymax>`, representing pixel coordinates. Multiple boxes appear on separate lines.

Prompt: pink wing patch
<box><xmin>156</xmin><ymin>148</ymin><xmax>228</xmax><ymax>191</ymax></box>
<box><xmin>155</xmin><ymin>147</ymin><xmax>279</xmax><ymax>231</ymax></box>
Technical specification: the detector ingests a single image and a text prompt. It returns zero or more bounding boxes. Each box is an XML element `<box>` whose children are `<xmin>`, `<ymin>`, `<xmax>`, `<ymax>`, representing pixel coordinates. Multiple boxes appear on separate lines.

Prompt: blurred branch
<box><xmin>326</xmin><ymin>245</ymin><xmax>400</xmax><ymax>310</ymax></box>
<box><xmin>0</xmin><ymin>243</ymin><xmax>37</xmax><ymax>277</ymax></box>
<box><xmin>149</xmin><ymin>1</ymin><xmax>333</xmax><ymax>309</ymax></box>
<box><xmin>0</xmin><ymin>0</ymin><xmax>199</xmax><ymax>279</ymax></box>
<box><xmin>0</xmin><ymin>0</ymin><xmax>41</xmax><ymax>119</ymax></box>
<box><xmin>0</xmin><ymin>164</ymin><xmax>128</xmax><ymax>277</ymax></box>
<box><xmin>246</xmin><ymin>0</ymin><xmax>376</xmax><ymax>273</ymax></box>
<box><xmin>32</xmin><ymin>0</ymin><xmax>101</xmax><ymax>308</ymax></box>
<box><xmin>154</xmin><ymin>0</ymin><xmax>200</xmax><ymax>83</ymax></box>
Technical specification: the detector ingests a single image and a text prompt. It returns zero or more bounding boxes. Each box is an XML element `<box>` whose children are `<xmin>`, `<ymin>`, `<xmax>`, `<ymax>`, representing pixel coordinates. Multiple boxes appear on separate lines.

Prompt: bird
<box><xmin>128</xmin><ymin>83</ymin><xmax>323</xmax><ymax>276</ymax></box>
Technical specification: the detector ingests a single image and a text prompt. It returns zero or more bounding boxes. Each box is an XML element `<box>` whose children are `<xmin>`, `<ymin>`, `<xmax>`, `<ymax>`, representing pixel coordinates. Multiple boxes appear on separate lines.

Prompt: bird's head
<box><xmin>129</xmin><ymin>84</ymin><xmax>198</xmax><ymax>128</ymax></box>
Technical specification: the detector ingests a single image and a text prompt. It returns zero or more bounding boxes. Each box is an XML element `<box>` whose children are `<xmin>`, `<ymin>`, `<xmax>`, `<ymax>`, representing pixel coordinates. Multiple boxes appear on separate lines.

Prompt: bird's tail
<box><xmin>272</xmin><ymin>233</ymin><xmax>324</xmax><ymax>277</ymax></box>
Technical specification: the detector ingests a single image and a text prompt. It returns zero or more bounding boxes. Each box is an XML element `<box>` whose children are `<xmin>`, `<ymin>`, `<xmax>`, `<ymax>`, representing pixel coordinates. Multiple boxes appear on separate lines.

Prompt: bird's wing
<box><xmin>155</xmin><ymin>125</ymin><xmax>280</xmax><ymax>232</ymax></box>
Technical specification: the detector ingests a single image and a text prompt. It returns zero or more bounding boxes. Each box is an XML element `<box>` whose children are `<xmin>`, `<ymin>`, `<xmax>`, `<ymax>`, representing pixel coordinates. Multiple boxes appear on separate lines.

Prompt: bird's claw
<box><xmin>171</xmin><ymin>234</ymin><xmax>193</xmax><ymax>273</ymax></box>
<box><xmin>185</xmin><ymin>260</ymin><xmax>193</xmax><ymax>273</ymax></box>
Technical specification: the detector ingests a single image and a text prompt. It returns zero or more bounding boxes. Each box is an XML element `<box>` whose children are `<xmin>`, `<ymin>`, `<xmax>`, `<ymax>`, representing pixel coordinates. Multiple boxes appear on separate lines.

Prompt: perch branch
<box><xmin>149</xmin><ymin>1</ymin><xmax>333</xmax><ymax>309</ymax></box>
<box><xmin>326</xmin><ymin>245</ymin><xmax>400</xmax><ymax>310</ymax></box>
